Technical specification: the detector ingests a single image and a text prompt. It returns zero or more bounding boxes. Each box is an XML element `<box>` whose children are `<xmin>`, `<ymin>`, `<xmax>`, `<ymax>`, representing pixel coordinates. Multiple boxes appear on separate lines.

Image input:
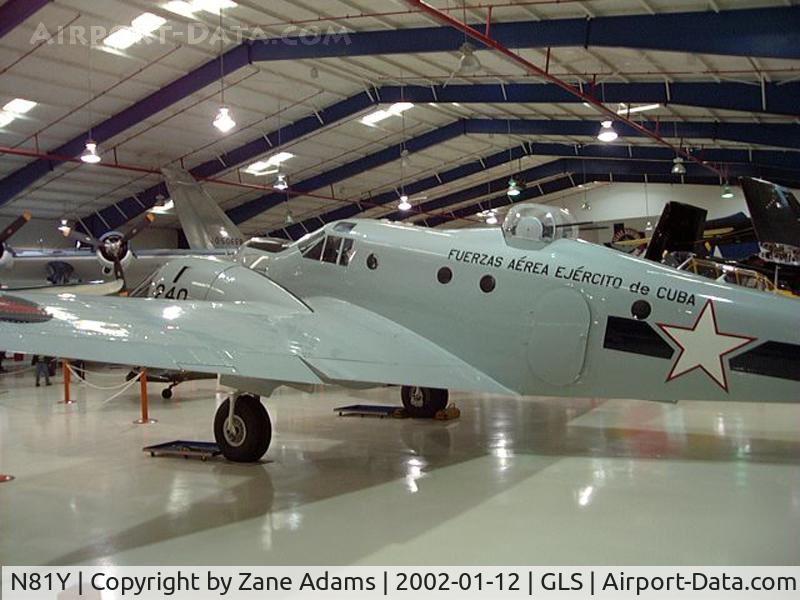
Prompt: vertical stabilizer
<box><xmin>162</xmin><ymin>166</ymin><xmax>245</xmax><ymax>250</ymax></box>
<box><xmin>644</xmin><ymin>201</ymin><xmax>707</xmax><ymax>262</ymax></box>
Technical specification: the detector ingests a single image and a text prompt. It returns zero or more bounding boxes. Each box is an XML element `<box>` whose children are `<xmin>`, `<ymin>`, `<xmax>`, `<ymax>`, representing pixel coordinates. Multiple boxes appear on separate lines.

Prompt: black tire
<box><xmin>161</xmin><ymin>387</ymin><xmax>173</xmax><ymax>400</ymax></box>
<box><xmin>214</xmin><ymin>395</ymin><xmax>271</xmax><ymax>462</ymax></box>
<box><xmin>401</xmin><ymin>386</ymin><xmax>448</xmax><ymax>418</ymax></box>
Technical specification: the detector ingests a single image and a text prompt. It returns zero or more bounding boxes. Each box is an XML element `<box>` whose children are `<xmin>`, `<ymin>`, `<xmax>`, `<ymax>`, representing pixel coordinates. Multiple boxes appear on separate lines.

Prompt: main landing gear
<box><xmin>401</xmin><ymin>386</ymin><xmax>448</xmax><ymax>419</ymax></box>
<box><xmin>214</xmin><ymin>394</ymin><xmax>272</xmax><ymax>462</ymax></box>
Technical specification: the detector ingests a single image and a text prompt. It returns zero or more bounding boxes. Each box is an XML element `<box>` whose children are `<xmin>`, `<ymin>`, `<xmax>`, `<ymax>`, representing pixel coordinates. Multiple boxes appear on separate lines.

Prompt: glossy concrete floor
<box><xmin>0</xmin><ymin>364</ymin><xmax>799</xmax><ymax>566</ymax></box>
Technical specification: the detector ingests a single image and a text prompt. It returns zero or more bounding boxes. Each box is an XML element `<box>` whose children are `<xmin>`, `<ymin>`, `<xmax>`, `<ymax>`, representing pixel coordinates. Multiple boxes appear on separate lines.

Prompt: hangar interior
<box><xmin>0</xmin><ymin>0</ymin><xmax>799</xmax><ymax>565</ymax></box>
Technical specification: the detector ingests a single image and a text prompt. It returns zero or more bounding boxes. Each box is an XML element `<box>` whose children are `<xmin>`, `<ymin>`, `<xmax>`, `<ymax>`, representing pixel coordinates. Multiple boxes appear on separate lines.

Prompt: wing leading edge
<box><xmin>0</xmin><ymin>293</ymin><xmax>512</xmax><ymax>395</ymax></box>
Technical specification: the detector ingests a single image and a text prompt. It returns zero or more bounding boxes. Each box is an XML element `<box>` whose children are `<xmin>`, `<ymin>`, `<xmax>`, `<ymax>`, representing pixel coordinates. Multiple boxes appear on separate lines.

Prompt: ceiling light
<box><xmin>103</xmin><ymin>28</ymin><xmax>143</xmax><ymax>50</ymax></box>
<box><xmin>0</xmin><ymin>112</ymin><xmax>14</xmax><ymax>128</ymax></box>
<box><xmin>457</xmin><ymin>42</ymin><xmax>481</xmax><ymax>75</ymax></box>
<box><xmin>149</xmin><ymin>199</ymin><xmax>174</xmax><ymax>214</ymax></box>
<box><xmin>274</xmin><ymin>173</ymin><xmax>289</xmax><ymax>191</ymax></box>
<box><xmin>3</xmin><ymin>98</ymin><xmax>37</xmax><ymax>114</ymax></box>
<box><xmin>361</xmin><ymin>103</ymin><xmax>414</xmax><ymax>127</ymax></box>
<box><xmin>361</xmin><ymin>109</ymin><xmax>390</xmax><ymax>126</ymax></box>
<box><xmin>398</xmin><ymin>194</ymin><xmax>412</xmax><ymax>211</ymax></box>
<box><xmin>192</xmin><ymin>0</ymin><xmax>238</xmax><ymax>12</ymax></box>
<box><xmin>80</xmin><ymin>140</ymin><xmax>102</xmax><ymax>164</ymax></box>
<box><xmin>388</xmin><ymin>102</ymin><xmax>414</xmax><ymax>115</ymax></box>
<box><xmin>581</xmin><ymin>201</ymin><xmax>592</xmax><ymax>211</ymax></box>
<box><xmin>645</xmin><ymin>220</ymin><xmax>654</xmax><ymax>232</ymax></box>
<box><xmin>131</xmin><ymin>13</ymin><xmax>166</xmax><ymax>35</ymax></box>
<box><xmin>507</xmin><ymin>177</ymin><xmax>523</xmax><ymax>197</ymax></box>
<box><xmin>721</xmin><ymin>184</ymin><xmax>735</xmax><ymax>199</ymax></box>
<box><xmin>671</xmin><ymin>156</ymin><xmax>686</xmax><ymax>175</ymax></box>
<box><xmin>485</xmin><ymin>212</ymin><xmax>498</xmax><ymax>225</ymax></box>
<box><xmin>597</xmin><ymin>120</ymin><xmax>618</xmax><ymax>142</ymax></box>
<box><xmin>245</xmin><ymin>152</ymin><xmax>294</xmax><ymax>176</ymax></box>
<box><xmin>617</xmin><ymin>103</ymin><xmax>661</xmax><ymax>115</ymax></box>
<box><xmin>163</xmin><ymin>1</ymin><xmax>197</xmax><ymax>18</ymax></box>
<box><xmin>213</xmin><ymin>106</ymin><xmax>236</xmax><ymax>133</ymax></box>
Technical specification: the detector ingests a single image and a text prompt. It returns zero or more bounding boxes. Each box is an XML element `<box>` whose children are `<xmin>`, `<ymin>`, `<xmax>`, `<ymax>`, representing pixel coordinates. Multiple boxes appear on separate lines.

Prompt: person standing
<box><xmin>32</xmin><ymin>355</ymin><xmax>52</xmax><ymax>387</ymax></box>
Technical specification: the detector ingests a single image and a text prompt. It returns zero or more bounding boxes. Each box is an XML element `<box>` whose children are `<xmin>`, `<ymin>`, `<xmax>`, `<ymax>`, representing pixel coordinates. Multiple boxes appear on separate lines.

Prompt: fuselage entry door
<box><xmin>527</xmin><ymin>287</ymin><xmax>591</xmax><ymax>386</ymax></box>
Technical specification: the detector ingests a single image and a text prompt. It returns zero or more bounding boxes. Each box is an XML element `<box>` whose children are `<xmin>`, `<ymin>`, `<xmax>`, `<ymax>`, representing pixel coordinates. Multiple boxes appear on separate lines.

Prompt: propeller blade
<box><xmin>121</xmin><ymin>213</ymin><xmax>155</xmax><ymax>243</ymax></box>
<box><xmin>0</xmin><ymin>212</ymin><xmax>32</xmax><ymax>244</ymax></box>
<box><xmin>113</xmin><ymin>257</ymin><xmax>128</xmax><ymax>296</ymax></box>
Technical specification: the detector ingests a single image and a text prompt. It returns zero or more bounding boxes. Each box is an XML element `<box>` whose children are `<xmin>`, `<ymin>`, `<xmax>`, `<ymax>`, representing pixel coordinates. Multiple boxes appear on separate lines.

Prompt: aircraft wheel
<box><xmin>161</xmin><ymin>387</ymin><xmax>173</xmax><ymax>400</ymax></box>
<box><xmin>401</xmin><ymin>386</ymin><xmax>448</xmax><ymax>418</ymax></box>
<box><xmin>214</xmin><ymin>394</ymin><xmax>271</xmax><ymax>463</ymax></box>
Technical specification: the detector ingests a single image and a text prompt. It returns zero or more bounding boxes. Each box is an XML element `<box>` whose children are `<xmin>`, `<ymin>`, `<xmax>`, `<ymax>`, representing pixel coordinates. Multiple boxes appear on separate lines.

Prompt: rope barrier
<box><xmin>0</xmin><ymin>365</ymin><xmax>37</xmax><ymax>377</ymax></box>
<box><xmin>66</xmin><ymin>364</ymin><xmax>141</xmax><ymax>391</ymax></box>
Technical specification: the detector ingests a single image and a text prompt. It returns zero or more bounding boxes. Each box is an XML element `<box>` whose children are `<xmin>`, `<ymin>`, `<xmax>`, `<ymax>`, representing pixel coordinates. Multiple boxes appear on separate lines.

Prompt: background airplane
<box><xmin>1</xmin><ymin>178</ymin><xmax>797</xmax><ymax>464</ymax></box>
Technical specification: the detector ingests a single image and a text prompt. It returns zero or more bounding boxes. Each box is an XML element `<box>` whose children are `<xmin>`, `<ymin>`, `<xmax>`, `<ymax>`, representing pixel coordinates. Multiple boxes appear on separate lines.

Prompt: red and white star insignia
<box><xmin>657</xmin><ymin>299</ymin><xmax>755</xmax><ymax>392</ymax></box>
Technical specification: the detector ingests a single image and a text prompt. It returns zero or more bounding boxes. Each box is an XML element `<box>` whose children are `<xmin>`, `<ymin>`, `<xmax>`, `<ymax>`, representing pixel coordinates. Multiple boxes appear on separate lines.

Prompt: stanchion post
<box><xmin>61</xmin><ymin>359</ymin><xmax>75</xmax><ymax>405</ymax></box>
<box><xmin>134</xmin><ymin>368</ymin><xmax>157</xmax><ymax>424</ymax></box>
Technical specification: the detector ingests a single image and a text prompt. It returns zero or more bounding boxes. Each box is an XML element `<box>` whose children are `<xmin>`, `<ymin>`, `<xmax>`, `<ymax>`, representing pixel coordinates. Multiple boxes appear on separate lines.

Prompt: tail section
<box><xmin>644</xmin><ymin>201</ymin><xmax>707</xmax><ymax>262</ymax></box>
<box><xmin>741</xmin><ymin>177</ymin><xmax>800</xmax><ymax>254</ymax></box>
<box><xmin>162</xmin><ymin>167</ymin><xmax>245</xmax><ymax>251</ymax></box>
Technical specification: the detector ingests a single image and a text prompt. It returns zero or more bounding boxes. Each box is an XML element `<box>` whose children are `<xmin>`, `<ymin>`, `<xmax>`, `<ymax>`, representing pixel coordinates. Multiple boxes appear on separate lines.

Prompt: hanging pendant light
<box><xmin>721</xmin><ymin>184</ymin><xmax>734</xmax><ymax>199</ymax></box>
<box><xmin>212</xmin><ymin>6</ymin><xmax>235</xmax><ymax>133</ymax></box>
<box><xmin>507</xmin><ymin>177</ymin><xmax>522</xmax><ymax>197</ymax></box>
<box><xmin>485</xmin><ymin>211</ymin><xmax>498</xmax><ymax>225</ymax></box>
<box><xmin>597</xmin><ymin>120</ymin><xmax>618</xmax><ymax>142</ymax></box>
<box><xmin>213</xmin><ymin>106</ymin><xmax>235</xmax><ymax>133</ymax></box>
<box><xmin>80</xmin><ymin>139</ymin><xmax>101</xmax><ymax>164</ymax></box>
<box><xmin>457</xmin><ymin>42</ymin><xmax>481</xmax><ymax>75</ymax></box>
<box><xmin>671</xmin><ymin>156</ymin><xmax>686</xmax><ymax>175</ymax></box>
<box><xmin>398</xmin><ymin>194</ymin><xmax>412</xmax><ymax>211</ymax></box>
<box><xmin>274</xmin><ymin>173</ymin><xmax>288</xmax><ymax>191</ymax></box>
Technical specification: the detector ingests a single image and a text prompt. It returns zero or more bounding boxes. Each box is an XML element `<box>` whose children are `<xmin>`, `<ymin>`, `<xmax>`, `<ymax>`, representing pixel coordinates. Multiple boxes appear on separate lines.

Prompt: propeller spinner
<box><xmin>62</xmin><ymin>214</ymin><xmax>155</xmax><ymax>292</ymax></box>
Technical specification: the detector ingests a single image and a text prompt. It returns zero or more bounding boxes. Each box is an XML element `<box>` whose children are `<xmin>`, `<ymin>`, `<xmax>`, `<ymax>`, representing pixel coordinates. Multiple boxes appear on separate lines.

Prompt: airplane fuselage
<box><xmin>145</xmin><ymin>218</ymin><xmax>800</xmax><ymax>403</ymax></box>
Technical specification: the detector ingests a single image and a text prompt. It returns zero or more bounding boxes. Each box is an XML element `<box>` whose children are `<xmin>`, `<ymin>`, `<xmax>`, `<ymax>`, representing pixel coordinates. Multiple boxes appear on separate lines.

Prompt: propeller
<box><xmin>0</xmin><ymin>211</ymin><xmax>32</xmax><ymax>268</ymax></box>
<box><xmin>1</xmin><ymin>212</ymin><xmax>32</xmax><ymax>245</ymax></box>
<box><xmin>62</xmin><ymin>213</ymin><xmax>155</xmax><ymax>294</ymax></box>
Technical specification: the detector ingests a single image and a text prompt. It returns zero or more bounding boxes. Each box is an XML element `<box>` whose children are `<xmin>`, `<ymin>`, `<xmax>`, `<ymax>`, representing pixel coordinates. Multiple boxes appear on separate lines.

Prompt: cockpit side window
<box><xmin>339</xmin><ymin>238</ymin><xmax>355</xmax><ymax>266</ymax></box>
<box><xmin>303</xmin><ymin>238</ymin><xmax>324</xmax><ymax>261</ymax></box>
<box><xmin>322</xmin><ymin>236</ymin><xmax>343</xmax><ymax>264</ymax></box>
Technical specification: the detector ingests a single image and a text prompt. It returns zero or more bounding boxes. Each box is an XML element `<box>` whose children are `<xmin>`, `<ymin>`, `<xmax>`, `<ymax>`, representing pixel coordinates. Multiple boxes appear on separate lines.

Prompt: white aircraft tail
<box><xmin>162</xmin><ymin>166</ymin><xmax>245</xmax><ymax>251</ymax></box>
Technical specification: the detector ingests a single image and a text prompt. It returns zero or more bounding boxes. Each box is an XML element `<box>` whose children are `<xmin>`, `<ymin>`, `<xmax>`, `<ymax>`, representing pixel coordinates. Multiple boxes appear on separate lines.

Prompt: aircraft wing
<box><xmin>0</xmin><ymin>293</ymin><xmax>512</xmax><ymax>395</ymax></box>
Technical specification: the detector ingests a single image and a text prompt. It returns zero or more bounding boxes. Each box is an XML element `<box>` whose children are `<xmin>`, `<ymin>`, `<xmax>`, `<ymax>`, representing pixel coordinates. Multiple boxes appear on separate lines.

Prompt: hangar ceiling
<box><xmin>0</xmin><ymin>0</ymin><xmax>798</xmax><ymax>240</ymax></box>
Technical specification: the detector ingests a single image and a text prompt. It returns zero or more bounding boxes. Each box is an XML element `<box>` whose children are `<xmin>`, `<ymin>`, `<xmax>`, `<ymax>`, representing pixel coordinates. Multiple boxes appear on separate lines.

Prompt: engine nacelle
<box><xmin>0</xmin><ymin>244</ymin><xmax>14</xmax><ymax>270</ymax></box>
<box><xmin>95</xmin><ymin>232</ymin><xmax>133</xmax><ymax>274</ymax></box>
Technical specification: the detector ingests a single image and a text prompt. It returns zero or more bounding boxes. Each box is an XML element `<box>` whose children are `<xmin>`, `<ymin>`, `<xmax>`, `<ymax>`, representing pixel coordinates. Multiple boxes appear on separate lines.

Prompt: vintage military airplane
<box><xmin>0</xmin><ymin>178</ymin><xmax>798</xmax><ymax>463</ymax></box>
<box><xmin>0</xmin><ymin>167</ymin><xmax>240</xmax><ymax>292</ymax></box>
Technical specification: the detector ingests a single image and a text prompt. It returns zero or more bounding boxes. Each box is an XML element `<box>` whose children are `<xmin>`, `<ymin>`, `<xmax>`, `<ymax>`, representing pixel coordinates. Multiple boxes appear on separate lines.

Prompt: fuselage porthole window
<box><xmin>480</xmin><ymin>275</ymin><xmax>496</xmax><ymax>293</ymax></box>
<box><xmin>367</xmin><ymin>253</ymin><xmax>378</xmax><ymax>270</ymax></box>
<box><xmin>437</xmin><ymin>267</ymin><xmax>453</xmax><ymax>284</ymax></box>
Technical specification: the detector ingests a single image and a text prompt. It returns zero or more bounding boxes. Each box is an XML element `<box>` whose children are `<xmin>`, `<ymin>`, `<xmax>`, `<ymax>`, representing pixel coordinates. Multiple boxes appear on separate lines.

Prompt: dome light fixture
<box><xmin>80</xmin><ymin>139</ymin><xmax>101</xmax><ymax>164</ymax></box>
<box><xmin>721</xmin><ymin>184</ymin><xmax>735</xmax><ymax>199</ymax></box>
<box><xmin>274</xmin><ymin>173</ymin><xmax>289</xmax><ymax>191</ymax></box>
<box><xmin>671</xmin><ymin>156</ymin><xmax>686</xmax><ymax>175</ymax></box>
<box><xmin>398</xmin><ymin>194</ymin><xmax>412</xmax><ymax>211</ymax></box>
<box><xmin>213</xmin><ymin>106</ymin><xmax>236</xmax><ymax>133</ymax></box>
<box><xmin>597</xmin><ymin>120</ymin><xmax>618</xmax><ymax>142</ymax></box>
<box><xmin>457</xmin><ymin>42</ymin><xmax>481</xmax><ymax>75</ymax></box>
<box><xmin>507</xmin><ymin>177</ymin><xmax>523</xmax><ymax>197</ymax></box>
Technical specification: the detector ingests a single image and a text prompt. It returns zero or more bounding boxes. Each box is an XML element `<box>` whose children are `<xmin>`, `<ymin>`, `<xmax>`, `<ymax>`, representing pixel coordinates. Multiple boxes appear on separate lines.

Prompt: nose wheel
<box><xmin>401</xmin><ymin>386</ymin><xmax>448</xmax><ymax>418</ymax></box>
<box><xmin>213</xmin><ymin>394</ymin><xmax>272</xmax><ymax>462</ymax></box>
